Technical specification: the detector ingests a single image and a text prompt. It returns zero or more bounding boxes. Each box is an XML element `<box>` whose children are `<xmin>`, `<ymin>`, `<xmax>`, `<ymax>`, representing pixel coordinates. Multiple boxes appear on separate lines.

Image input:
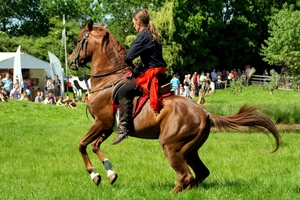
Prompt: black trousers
<box><xmin>117</xmin><ymin>81</ymin><xmax>141</xmax><ymax>101</ymax></box>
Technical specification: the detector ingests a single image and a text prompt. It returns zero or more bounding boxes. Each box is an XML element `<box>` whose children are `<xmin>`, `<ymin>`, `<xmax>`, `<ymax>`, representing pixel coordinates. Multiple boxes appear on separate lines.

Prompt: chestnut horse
<box><xmin>68</xmin><ymin>20</ymin><xmax>280</xmax><ymax>193</ymax></box>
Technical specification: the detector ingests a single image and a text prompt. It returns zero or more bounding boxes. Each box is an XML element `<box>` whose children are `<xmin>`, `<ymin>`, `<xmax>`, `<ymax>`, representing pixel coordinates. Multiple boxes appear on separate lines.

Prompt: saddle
<box><xmin>112</xmin><ymin>77</ymin><xmax>173</xmax><ymax>118</ymax></box>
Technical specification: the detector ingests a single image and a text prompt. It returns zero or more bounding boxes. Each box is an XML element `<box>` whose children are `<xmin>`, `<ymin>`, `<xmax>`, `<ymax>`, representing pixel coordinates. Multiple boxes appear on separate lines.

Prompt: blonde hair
<box><xmin>133</xmin><ymin>9</ymin><xmax>159</xmax><ymax>42</ymax></box>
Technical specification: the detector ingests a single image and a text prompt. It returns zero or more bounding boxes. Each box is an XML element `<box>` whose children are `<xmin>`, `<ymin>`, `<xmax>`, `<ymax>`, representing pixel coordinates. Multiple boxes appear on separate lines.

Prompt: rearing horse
<box><xmin>67</xmin><ymin>20</ymin><xmax>280</xmax><ymax>193</ymax></box>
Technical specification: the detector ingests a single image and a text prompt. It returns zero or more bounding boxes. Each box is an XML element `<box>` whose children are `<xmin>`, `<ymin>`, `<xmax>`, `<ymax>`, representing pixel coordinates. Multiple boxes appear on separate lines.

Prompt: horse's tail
<box><xmin>208</xmin><ymin>104</ymin><xmax>280</xmax><ymax>153</ymax></box>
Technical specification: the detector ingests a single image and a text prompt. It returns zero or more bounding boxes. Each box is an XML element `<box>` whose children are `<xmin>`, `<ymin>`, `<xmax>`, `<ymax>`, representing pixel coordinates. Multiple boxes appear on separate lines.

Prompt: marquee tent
<box><xmin>0</xmin><ymin>52</ymin><xmax>53</xmax><ymax>77</ymax></box>
<box><xmin>0</xmin><ymin>52</ymin><xmax>54</xmax><ymax>92</ymax></box>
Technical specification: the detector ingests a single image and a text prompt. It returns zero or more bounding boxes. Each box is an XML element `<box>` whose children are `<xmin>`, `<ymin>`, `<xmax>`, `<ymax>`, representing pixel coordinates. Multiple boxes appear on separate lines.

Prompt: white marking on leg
<box><xmin>90</xmin><ymin>167</ymin><xmax>100</xmax><ymax>180</ymax></box>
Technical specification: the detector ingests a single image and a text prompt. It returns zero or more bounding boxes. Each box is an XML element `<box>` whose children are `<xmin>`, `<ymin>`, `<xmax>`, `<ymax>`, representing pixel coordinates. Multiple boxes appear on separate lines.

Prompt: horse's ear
<box><xmin>87</xmin><ymin>19</ymin><xmax>93</xmax><ymax>31</ymax></box>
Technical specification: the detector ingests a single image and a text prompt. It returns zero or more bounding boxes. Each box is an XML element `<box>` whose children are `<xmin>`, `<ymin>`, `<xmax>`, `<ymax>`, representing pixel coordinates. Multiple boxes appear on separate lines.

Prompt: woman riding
<box><xmin>113</xmin><ymin>9</ymin><xmax>167</xmax><ymax>145</ymax></box>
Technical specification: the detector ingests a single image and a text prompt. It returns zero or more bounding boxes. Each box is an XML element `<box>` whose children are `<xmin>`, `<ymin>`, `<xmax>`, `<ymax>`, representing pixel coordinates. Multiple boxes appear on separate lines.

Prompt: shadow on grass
<box><xmin>147</xmin><ymin>178</ymin><xmax>248</xmax><ymax>191</ymax></box>
<box><xmin>200</xmin><ymin>179</ymin><xmax>247</xmax><ymax>189</ymax></box>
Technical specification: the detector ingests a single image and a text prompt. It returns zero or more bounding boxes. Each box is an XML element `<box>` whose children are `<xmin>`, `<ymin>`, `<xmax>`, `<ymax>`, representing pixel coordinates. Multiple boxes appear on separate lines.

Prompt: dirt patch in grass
<box><xmin>210</xmin><ymin>124</ymin><xmax>300</xmax><ymax>133</ymax></box>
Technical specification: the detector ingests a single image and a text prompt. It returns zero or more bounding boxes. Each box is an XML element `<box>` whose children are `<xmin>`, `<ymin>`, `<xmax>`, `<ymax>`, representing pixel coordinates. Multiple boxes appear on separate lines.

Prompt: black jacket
<box><xmin>124</xmin><ymin>28</ymin><xmax>167</xmax><ymax>75</ymax></box>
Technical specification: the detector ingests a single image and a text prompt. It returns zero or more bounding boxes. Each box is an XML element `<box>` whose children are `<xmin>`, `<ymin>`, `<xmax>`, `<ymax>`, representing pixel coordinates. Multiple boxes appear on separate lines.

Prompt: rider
<box><xmin>112</xmin><ymin>9</ymin><xmax>168</xmax><ymax>145</ymax></box>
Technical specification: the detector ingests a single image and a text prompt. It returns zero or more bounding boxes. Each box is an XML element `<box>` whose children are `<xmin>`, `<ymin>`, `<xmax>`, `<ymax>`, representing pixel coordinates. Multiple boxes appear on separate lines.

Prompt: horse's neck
<box><xmin>89</xmin><ymin>33</ymin><xmax>129</xmax><ymax>90</ymax></box>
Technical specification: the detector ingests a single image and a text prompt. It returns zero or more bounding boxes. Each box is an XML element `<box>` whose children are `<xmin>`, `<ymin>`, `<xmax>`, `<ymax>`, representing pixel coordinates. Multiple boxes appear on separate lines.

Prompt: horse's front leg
<box><xmin>78</xmin><ymin>127</ymin><xmax>102</xmax><ymax>186</ymax></box>
<box><xmin>91</xmin><ymin>133</ymin><xmax>118</xmax><ymax>184</ymax></box>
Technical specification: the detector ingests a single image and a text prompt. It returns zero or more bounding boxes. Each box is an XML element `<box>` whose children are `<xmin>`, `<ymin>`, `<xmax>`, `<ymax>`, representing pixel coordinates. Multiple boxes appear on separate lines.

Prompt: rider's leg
<box><xmin>112</xmin><ymin>81</ymin><xmax>136</xmax><ymax>145</ymax></box>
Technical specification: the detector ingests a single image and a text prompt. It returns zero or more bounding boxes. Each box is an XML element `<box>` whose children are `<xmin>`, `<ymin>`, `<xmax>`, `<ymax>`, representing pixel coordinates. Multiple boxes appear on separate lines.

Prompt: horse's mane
<box><xmin>92</xmin><ymin>24</ymin><xmax>127</xmax><ymax>60</ymax></box>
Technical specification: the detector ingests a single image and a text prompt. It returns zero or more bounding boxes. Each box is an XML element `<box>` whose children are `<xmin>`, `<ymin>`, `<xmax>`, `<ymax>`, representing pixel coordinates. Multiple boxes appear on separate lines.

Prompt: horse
<box><xmin>67</xmin><ymin>19</ymin><xmax>280</xmax><ymax>193</ymax></box>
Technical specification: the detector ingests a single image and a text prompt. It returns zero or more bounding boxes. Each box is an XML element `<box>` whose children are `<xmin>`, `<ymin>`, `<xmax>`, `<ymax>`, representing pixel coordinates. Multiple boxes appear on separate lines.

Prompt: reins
<box><xmin>77</xmin><ymin>65</ymin><xmax>129</xmax><ymax>94</ymax></box>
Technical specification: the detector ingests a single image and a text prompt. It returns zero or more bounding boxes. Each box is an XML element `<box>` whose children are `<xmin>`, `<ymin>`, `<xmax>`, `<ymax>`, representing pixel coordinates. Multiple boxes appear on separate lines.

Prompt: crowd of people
<box><xmin>0</xmin><ymin>72</ymin><xmax>78</xmax><ymax>108</ymax></box>
<box><xmin>170</xmin><ymin>67</ymin><xmax>251</xmax><ymax>98</ymax></box>
<box><xmin>1</xmin><ymin>65</ymin><xmax>254</xmax><ymax>105</ymax></box>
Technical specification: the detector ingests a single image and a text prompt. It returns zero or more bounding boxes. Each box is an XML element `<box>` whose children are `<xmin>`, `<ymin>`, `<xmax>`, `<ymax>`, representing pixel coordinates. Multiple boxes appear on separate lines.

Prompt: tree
<box><xmin>261</xmin><ymin>3</ymin><xmax>300</xmax><ymax>75</ymax></box>
<box><xmin>0</xmin><ymin>0</ymin><xmax>49</xmax><ymax>37</ymax></box>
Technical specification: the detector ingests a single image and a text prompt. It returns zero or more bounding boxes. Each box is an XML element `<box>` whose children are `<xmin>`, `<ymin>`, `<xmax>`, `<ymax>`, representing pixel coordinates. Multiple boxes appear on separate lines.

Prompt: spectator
<box><xmin>216</xmin><ymin>75</ymin><xmax>227</xmax><ymax>89</ymax></box>
<box><xmin>199</xmin><ymin>72</ymin><xmax>206</xmax><ymax>89</ymax></box>
<box><xmin>70</xmin><ymin>99</ymin><xmax>77</xmax><ymax>109</ymax></box>
<box><xmin>228</xmin><ymin>70</ymin><xmax>234</xmax><ymax>83</ymax></box>
<box><xmin>43</xmin><ymin>94</ymin><xmax>51</xmax><ymax>104</ymax></box>
<box><xmin>211</xmin><ymin>69</ymin><xmax>217</xmax><ymax>82</ymax></box>
<box><xmin>197</xmin><ymin>89</ymin><xmax>208</xmax><ymax>105</ymax></box>
<box><xmin>34</xmin><ymin>91</ymin><xmax>42</xmax><ymax>103</ymax></box>
<box><xmin>19</xmin><ymin>90</ymin><xmax>29</xmax><ymax>101</ymax></box>
<box><xmin>263</xmin><ymin>69</ymin><xmax>269</xmax><ymax>84</ymax></box>
<box><xmin>40</xmin><ymin>91</ymin><xmax>44</xmax><ymax>102</ymax></box>
<box><xmin>191</xmin><ymin>72</ymin><xmax>199</xmax><ymax>97</ymax></box>
<box><xmin>45</xmin><ymin>77</ymin><xmax>54</xmax><ymax>94</ymax></box>
<box><xmin>205</xmin><ymin>72</ymin><xmax>215</xmax><ymax>93</ymax></box>
<box><xmin>170</xmin><ymin>73</ymin><xmax>180</xmax><ymax>95</ymax></box>
<box><xmin>48</xmin><ymin>90</ymin><xmax>56</xmax><ymax>104</ymax></box>
<box><xmin>183</xmin><ymin>74</ymin><xmax>191</xmax><ymax>98</ymax></box>
<box><xmin>2</xmin><ymin>72</ymin><xmax>13</xmax><ymax>95</ymax></box>
<box><xmin>0</xmin><ymin>87</ymin><xmax>7</xmax><ymax>102</ymax></box>
<box><xmin>9</xmin><ymin>83</ymin><xmax>20</xmax><ymax>99</ymax></box>
<box><xmin>53</xmin><ymin>75</ymin><xmax>62</xmax><ymax>100</ymax></box>
<box><xmin>232</xmin><ymin>68</ymin><xmax>237</xmax><ymax>79</ymax></box>
<box><xmin>56</xmin><ymin>96</ymin><xmax>63</xmax><ymax>106</ymax></box>
<box><xmin>63</xmin><ymin>95</ymin><xmax>70</xmax><ymax>107</ymax></box>
<box><xmin>23</xmin><ymin>77</ymin><xmax>29</xmax><ymax>91</ymax></box>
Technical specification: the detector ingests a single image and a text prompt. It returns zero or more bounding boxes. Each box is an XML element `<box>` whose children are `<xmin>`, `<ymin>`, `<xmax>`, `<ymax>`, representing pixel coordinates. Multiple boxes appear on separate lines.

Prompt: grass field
<box><xmin>0</xmin><ymin>86</ymin><xmax>299</xmax><ymax>199</ymax></box>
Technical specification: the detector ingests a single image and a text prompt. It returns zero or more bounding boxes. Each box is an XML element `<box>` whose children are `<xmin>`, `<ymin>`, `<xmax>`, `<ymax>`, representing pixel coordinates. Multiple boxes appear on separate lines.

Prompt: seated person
<box><xmin>62</xmin><ymin>95</ymin><xmax>70</xmax><ymax>107</ymax></box>
<box><xmin>70</xmin><ymin>99</ymin><xmax>77</xmax><ymax>109</ymax></box>
<box><xmin>10</xmin><ymin>83</ymin><xmax>20</xmax><ymax>99</ymax></box>
<box><xmin>56</xmin><ymin>96</ymin><xmax>63</xmax><ymax>106</ymax></box>
<box><xmin>0</xmin><ymin>87</ymin><xmax>7</xmax><ymax>102</ymax></box>
<box><xmin>34</xmin><ymin>91</ymin><xmax>42</xmax><ymax>103</ymax></box>
<box><xmin>44</xmin><ymin>94</ymin><xmax>52</xmax><ymax>104</ymax></box>
<box><xmin>19</xmin><ymin>90</ymin><xmax>29</xmax><ymax>101</ymax></box>
<box><xmin>47</xmin><ymin>90</ymin><xmax>56</xmax><ymax>105</ymax></box>
<box><xmin>216</xmin><ymin>75</ymin><xmax>226</xmax><ymax>89</ymax></box>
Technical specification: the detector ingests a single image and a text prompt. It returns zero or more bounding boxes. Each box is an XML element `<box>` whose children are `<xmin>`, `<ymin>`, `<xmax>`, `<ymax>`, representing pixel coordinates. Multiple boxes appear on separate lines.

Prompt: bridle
<box><xmin>70</xmin><ymin>29</ymin><xmax>130</xmax><ymax>93</ymax></box>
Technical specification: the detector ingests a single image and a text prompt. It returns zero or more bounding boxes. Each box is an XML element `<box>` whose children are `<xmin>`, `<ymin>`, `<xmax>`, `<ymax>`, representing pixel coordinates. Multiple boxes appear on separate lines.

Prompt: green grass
<box><xmin>0</xmin><ymin>87</ymin><xmax>299</xmax><ymax>199</ymax></box>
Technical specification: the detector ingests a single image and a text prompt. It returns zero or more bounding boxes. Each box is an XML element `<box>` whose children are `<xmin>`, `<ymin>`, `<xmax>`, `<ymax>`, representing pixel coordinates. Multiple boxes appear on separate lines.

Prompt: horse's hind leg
<box><xmin>91</xmin><ymin>135</ymin><xmax>118</xmax><ymax>184</ymax></box>
<box><xmin>185</xmin><ymin>118</ymin><xmax>210</xmax><ymax>190</ymax></box>
<box><xmin>185</xmin><ymin>151</ymin><xmax>210</xmax><ymax>190</ymax></box>
<box><xmin>162</xmin><ymin>145</ymin><xmax>194</xmax><ymax>193</ymax></box>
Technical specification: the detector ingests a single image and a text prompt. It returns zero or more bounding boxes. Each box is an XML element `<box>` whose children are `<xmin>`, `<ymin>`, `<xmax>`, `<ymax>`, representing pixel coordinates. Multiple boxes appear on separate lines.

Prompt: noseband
<box><xmin>70</xmin><ymin>31</ymin><xmax>90</xmax><ymax>71</ymax></box>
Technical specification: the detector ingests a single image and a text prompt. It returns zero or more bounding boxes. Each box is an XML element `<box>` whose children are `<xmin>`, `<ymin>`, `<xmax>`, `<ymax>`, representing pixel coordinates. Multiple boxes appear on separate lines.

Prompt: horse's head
<box><xmin>67</xmin><ymin>19</ymin><xmax>128</xmax><ymax>74</ymax></box>
<box><xmin>68</xmin><ymin>19</ymin><xmax>94</xmax><ymax>70</ymax></box>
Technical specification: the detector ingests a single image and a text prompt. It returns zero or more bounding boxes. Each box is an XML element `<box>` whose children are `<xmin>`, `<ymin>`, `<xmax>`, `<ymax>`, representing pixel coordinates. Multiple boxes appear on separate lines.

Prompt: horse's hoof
<box><xmin>108</xmin><ymin>173</ymin><xmax>118</xmax><ymax>185</ymax></box>
<box><xmin>170</xmin><ymin>185</ymin><xmax>182</xmax><ymax>193</ymax></box>
<box><xmin>93</xmin><ymin>175</ymin><xmax>101</xmax><ymax>186</ymax></box>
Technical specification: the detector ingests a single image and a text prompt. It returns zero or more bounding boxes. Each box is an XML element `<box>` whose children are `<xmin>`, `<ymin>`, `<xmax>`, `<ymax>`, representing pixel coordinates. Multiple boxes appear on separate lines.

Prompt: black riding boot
<box><xmin>112</xmin><ymin>98</ymin><xmax>133</xmax><ymax>145</ymax></box>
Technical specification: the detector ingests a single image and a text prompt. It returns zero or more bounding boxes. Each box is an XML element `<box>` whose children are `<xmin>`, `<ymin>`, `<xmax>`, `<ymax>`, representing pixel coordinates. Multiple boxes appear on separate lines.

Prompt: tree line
<box><xmin>0</xmin><ymin>0</ymin><xmax>300</xmax><ymax>77</ymax></box>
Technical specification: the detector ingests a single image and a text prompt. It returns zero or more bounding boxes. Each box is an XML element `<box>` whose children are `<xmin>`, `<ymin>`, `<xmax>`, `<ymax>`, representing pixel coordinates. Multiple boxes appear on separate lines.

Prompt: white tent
<box><xmin>0</xmin><ymin>52</ymin><xmax>53</xmax><ymax>93</ymax></box>
<box><xmin>0</xmin><ymin>52</ymin><xmax>53</xmax><ymax>77</ymax></box>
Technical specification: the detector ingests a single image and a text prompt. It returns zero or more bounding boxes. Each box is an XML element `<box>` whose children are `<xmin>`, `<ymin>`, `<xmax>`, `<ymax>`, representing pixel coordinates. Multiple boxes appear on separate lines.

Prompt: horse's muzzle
<box><xmin>68</xmin><ymin>59</ymin><xmax>79</xmax><ymax>70</ymax></box>
<box><xmin>70</xmin><ymin>63</ymin><xmax>79</xmax><ymax>70</ymax></box>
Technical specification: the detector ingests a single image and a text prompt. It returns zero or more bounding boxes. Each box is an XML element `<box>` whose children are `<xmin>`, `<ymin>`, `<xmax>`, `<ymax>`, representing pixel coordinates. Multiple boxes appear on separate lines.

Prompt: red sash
<box><xmin>135</xmin><ymin>67</ymin><xmax>166</xmax><ymax>113</ymax></box>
